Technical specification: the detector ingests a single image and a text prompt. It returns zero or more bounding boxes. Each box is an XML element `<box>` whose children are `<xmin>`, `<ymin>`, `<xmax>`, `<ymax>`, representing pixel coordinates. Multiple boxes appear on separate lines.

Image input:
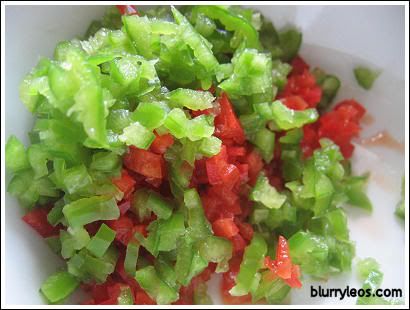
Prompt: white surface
<box><xmin>4</xmin><ymin>5</ymin><xmax>406</xmax><ymax>305</ymax></box>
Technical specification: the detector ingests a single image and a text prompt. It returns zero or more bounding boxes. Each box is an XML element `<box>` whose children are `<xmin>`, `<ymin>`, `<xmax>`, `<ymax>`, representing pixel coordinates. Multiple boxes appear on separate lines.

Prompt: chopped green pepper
<box><xmin>354</xmin><ymin>66</ymin><xmax>380</xmax><ymax>90</ymax></box>
<box><xmin>135</xmin><ymin>266</ymin><xmax>179</xmax><ymax>305</ymax></box>
<box><xmin>62</xmin><ymin>195</ymin><xmax>120</xmax><ymax>228</ymax></box>
<box><xmin>250</xmin><ymin>173</ymin><xmax>287</xmax><ymax>209</ymax></box>
<box><xmin>86</xmin><ymin>223</ymin><xmax>116</xmax><ymax>258</ymax></box>
<box><xmin>40</xmin><ymin>270</ymin><xmax>79</xmax><ymax>304</ymax></box>
<box><xmin>5</xmin><ymin>135</ymin><xmax>30</xmax><ymax>173</ymax></box>
<box><xmin>230</xmin><ymin>234</ymin><xmax>267</xmax><ymax>296</ymax></box>
<box><xmin>124</xmin><ymin>242</ymin><xmax>140</xmax><ymax>277</ymax></box>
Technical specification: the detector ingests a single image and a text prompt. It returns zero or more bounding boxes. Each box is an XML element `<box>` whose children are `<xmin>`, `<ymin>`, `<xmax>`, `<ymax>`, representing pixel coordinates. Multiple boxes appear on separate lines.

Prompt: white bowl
<box><xmin>4</xmin><ymin>4</ymin><xmax>406</xmax><ymax>306</ymax></box>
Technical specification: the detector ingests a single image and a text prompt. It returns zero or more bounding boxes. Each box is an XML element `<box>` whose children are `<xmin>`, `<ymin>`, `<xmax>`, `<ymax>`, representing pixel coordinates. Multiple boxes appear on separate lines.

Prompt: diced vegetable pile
<box><xmin>6</xmin><ymin>5</ymin><xmax>376</xmax><ymax>305</ymax></box>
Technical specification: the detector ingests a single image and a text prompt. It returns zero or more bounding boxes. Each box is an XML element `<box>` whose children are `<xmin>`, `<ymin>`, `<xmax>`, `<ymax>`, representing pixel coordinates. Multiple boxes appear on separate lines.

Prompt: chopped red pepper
<box><xmin>214</xmin><ymin>93</ymin><xmax>245</xmax><ymax>145</ymax></box>
<box><xmin>150</xmin><ymin>132</ymin><xmax>174</xmax><ymax>155</ymax></box>
<box><xmin>227</xmin><ymin>146</ymin><xmax>246</xmax><ymax>158</ymax></box>
<box><xmin>22</xmin><ymin>207</ymin><xmax>62</xmax><ymax>238</ymax></box>
<box><xmin>235</xmin><ymin>220</ymin><xmax>254</xmax><ymax>241</ymax></box>
<box><xmin>290</xmin><ymin>55</ymin><xmax>310</xmax><ymax>76</ymax></box>
<box><xmin>230</xmin><ymin>234</ymin><xmax>247</xmax><ymax>253</ymax></box>
<box><xmin>279</xmin><ymin>68</ymin><xmax>322</xmax><ymax>108</ymax></box>
<box><xmin>222</xmin><ymin>164</ymin><xmax>241</xmax><ymax>188</ymax></box>
<box><xmin>205</xmin><ymin>145</ymin><xmax>228</xmax><ymax>185</ymax></box>
<box><xmin>199</xmin><ymin>263</ymin><xmax>217</xmax><ymax>282</ymax></box>
<box><xmin>201</xmin><ymin>192</ymin><xmax>221</xmax><ymax>223</ymax></box>
<box><xmin>87</xmin><ymin>277</ymin><xmax>119</xmax><ymax>304</ymax></box>
<box><xmin>132</xmin><ymin>224</ymin><xmax>148</xmax><ymax>238</ymax></box>
<box><xmin>190</xmin><ymin>108</ymin><xmax>213</xmax><ymax>118</ymax></box>
<box><xmin>236</xmin><ymin>163</ymin><xmax>249</xmax><ymax>184</ymax></box>
<box><xmin>301</xmin><ymin>99</ymin><xmax>366</xmax><ymax>158</ymax></box>
<box><xmin>114</xmin><ymin>253</ymin><xmax>142</xmax><ymax>295</ymax></box>
<box><xmin>135</xmin><ymin>290</ymin><xmax>156</xmax><ymax>305</ymax></box>
<box><xmin>212</xmin><ymin>218</ymin><xmax>239</xmax><ymax>238</ymax></box>
<box><xmin>334</xmin><ymin>99</ymin><xmax>366</xmax><ymax>122</ymax></box>
<box><xmin>84</xmin><ymin>221</ymin><xmax>103</xmax><ymax>237</ymax></box>
<box><xmin>300</xmin><ymin>123</ymin><xmax>320</xmax><ymax>158</ymax></box>
<box><xmin>284</xmin><ymin>264</ymin><xmax>302</xmax><ymax>288</ymax></box>
<box><xmin>116</xmin><ymin>5</ymin><xmax>139</xmax><ymax>16</ymax></box>
<box><xmin>81</xmin><ymin>298</ymin><xmax>95</xmax><ymax>305</ymax></box>
<box><xmin>106</xmin><ymin>215</ymin><xmax>134</xmax><ymax>245</ymax></box>
<box><xmin>144</xmin><ymin>177</ymin><xmax>163</xmax><ymax>188</ymax></box>
<box><xmin>280</xmin><ymin>95</ymin><xmax>309</xmax><ymax>111</ymax></box>
<box><xmin>124</xmin><ymin>147</ymin><xmax>164</xmax><ymax>179</ymax></box>
<box><xmin>115</xmin><ymin>253</ymin><xmax>129</xmax><ymax>282</ymax></box>
<box><xmin>206</xmin><ymin>85</ymin><xmax>216</xmax><ymax>95</ymax></box>
<box><xmin>264</xmin><ymin>235</ymin><xmax>302</xmax><ymax>288</ymax></box>
<box><xmin>207</xmin><ymin>185</ymin><xmax>241</xmax><ymax>215</ymax></box>
<box><xmin>244</xmin><ymin>149</ymin><xmax>264</xmax><ymax>186</ymax></box>
<box><xmin>117</xmin><ymin>199</ymin><xmax>131</xmax><ymax>216</ymax></box>
<box><xmin>112</xmin><ymin>169</ymin><xmax>136</xmax><ymax>200</ymax></box>
<box><xmin>192</xmin><ymin>159</ymin><xmax>209</xmax><ymax>184</ymax></box>
<box><xmin>274</xmin><ymin>235</ymin><xmax>292</xmax><ymax>279</ymax></box>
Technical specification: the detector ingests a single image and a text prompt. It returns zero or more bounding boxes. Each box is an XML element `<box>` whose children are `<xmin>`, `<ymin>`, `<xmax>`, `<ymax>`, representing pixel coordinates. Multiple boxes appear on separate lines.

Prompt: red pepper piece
<box><xmin>22</xmin><ymin>207</ymin><xmax>62</xmax><ymax>238</ymax></box>
<box><xmin>124</xmin><ymin>147</ymin><xmax>164</xmax><ymax>179</ymax></box>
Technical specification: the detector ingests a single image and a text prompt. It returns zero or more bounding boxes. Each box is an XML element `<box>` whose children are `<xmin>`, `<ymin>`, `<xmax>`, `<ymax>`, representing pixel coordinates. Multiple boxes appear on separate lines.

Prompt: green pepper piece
<box><xmin>5</xmin><ymin>135</ymin><xmax>30</xmax><ymax>173</ymax></box>
<box><xmin>193</xmin><ymin>6</ymin><xmax>261</xmax><ymax>49</ymax></box>
<box><xmin>171</xmin><ymin>7</ymin><xmax>219</xmax><ymax>74</ymax></box>
<box><xmin>251</xmin><ymin>128</ymin><xmax>275</xmax><ymax>163</ymax></box>
<box><xmin>199</xmin><ymin>235</ymin><xmax>232</xmax><ymax>272</ymax></box>
<box><xmin>395</xmin><ymin>177</ymin><xmax>405</xmax><ymax>219</ymax></box>
<box><xmin>124</xmin><ymin>242</ymin><xmax>140</xmax><ymax>277</ymax></box>
<box><xmin>354</xmin><ymin>66</ymin><xmax>380</xmax><ymax>90</ymax></box>
<box><xmin>278</xmin><ymin>28</ymin><xmax>302</xmax><ymax>62</ymax></box>
<box><xmin>90</xmin><ymin>151</ymin><xmax>121</xmax><ymax>173</ymax></box>
<box><xmin>60</xmin><ymin>227</ymin><xmax>90</xmax><ymax>259</ymax></box>
<box><xmin>146</xmin><ymin>191</ymin><xmax>173</xmax><ymax>220</ymax></box>
<box><xmin>45</xmin><ymin>236</ymin><xmax>62</xmax><ymax>254</ymax></box>
<box><xmin>86</xmin><ymin>223</ymin><xmax>116</xmax><ymax>258</ymax></box>
<box><xmin>131</xmin><ymin>102</ymin><xmax>167</xmax><ymax>130</ymax></box>
<box><xmin>199</xmin><ymin>136</ymin><xmax>222</xmax><ymax>157</ymax></box>
<box><xmin>219</xmin><ymin>48</ymin><xmax>272</xmax><ymax>102</ymax></box>
<box><xmin>167</xmin><ymin>88</ymin><xmax>214</xmax><ymax>111</ymax></box>
<box><xmin>253</xmin><ymin>271</ymin><xmax>291</xmax><ymax>303</ymax></box>
<box><xmin>250</xmin><ymin>172</ymin><xmax>287</xmax><ymax>209</ymax></box>
<box><xmin>270</xmin><ymin>100</ymin><xmax>318</xmax><ymax>130</ymax></box>
<box><xmin>62</xmin><ymin>195</ymin><xmax>120</xmax><ymax>228</ymax></box>
<box><xmin>230</xmin><ymin>234</ymin><xmax>267</xmax><ymax>296</ymax></box>
<box><xmin>135</xmin><ymin>266</ymin><xmax>179</xmax><ymax>305</ymax></box>
<box><xmin>40</xmin><ymin>270</ymin><xmax>79</xmax><ymax>304</ymax></box>
<box><xmin>119</xmin><ymin>122</ymin><xmax>155</xmax><ymax>150</ymax></box>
